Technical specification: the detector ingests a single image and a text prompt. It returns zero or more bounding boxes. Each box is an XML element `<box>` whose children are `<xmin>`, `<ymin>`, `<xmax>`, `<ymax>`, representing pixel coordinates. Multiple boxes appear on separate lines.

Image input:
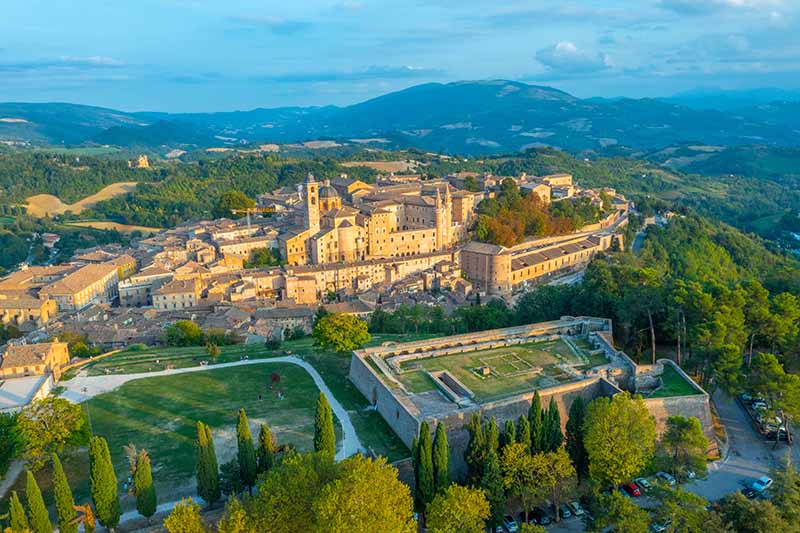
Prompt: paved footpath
<box><xmin>61</xmin><ymin>356</ymin><xmax>364</xmax><ymax>460</ymax></box>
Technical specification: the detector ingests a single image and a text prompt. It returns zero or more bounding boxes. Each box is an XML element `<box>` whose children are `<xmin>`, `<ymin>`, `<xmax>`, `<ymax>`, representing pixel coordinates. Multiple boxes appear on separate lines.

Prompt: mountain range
<box><xmin>1</xmin><ymin>80</ymin><xmax>799</xmax><ymax>155</ymax></box>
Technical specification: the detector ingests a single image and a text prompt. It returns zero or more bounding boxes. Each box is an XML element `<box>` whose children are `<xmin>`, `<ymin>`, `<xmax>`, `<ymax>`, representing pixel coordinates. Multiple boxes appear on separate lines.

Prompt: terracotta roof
<box><xmin>155</xmin><ymin>278</ymin><xmax>198</xmax><ymax>295</ymax></box>
<box><xmin>1</xmin><ymin>342</ymin><xmax>66</xmax><ymax>369</ymax></box>
<box><xmin>40</xmin><ymin>264</ymin><xmax>118</xmax><ymax>296</ymax></box>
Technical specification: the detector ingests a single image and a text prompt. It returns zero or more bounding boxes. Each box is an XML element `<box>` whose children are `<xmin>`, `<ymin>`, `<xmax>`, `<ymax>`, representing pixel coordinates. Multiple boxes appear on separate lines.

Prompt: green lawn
<box><xmin>395</xmin><ymin>339</ymin><xmax>581</xmax><ymax>401</ymax></box>
<box><xmin>649</xmin><ymin>365</ymin><xmax>702</xmax><ymax>398</ymax></box>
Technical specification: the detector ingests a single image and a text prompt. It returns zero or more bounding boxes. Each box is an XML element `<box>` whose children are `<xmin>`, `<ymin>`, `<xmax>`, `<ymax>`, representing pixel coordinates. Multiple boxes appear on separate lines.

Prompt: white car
<box><xmin>634</xmin><ymin>477</ymin><xmax>652</xmax><ymax>491</ymax></box>
<box><xmin>568</xmin><ymin>501</ymin><xmax>585</xmax><ymax>516</ymax></box>
<box><xmin>502</xmin><ymin>514</ymin><xmax>519</xmax><ymax>532</ymax></box>
<box><xmin>752</xmin><ymin>476</ymin><xmax>773</xmax><ymax>493</ymax></box>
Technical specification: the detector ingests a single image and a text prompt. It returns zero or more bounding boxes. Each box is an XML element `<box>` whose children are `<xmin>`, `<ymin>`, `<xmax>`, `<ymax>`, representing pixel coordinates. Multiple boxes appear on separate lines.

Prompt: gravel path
<box><xmin>61</xmin><ymin>356</ymin><xmax>363</xmax><ymax>460</ymax></box>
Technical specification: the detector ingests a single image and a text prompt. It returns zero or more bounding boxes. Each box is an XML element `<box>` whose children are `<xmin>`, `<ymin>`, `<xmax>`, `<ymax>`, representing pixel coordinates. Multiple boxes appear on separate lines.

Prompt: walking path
<box><xmin>0</xmin><ymin>460</ymin><xmax>24</xmax><ymax>500</ymax></box>
<box><xmin>61</xmin><ymin>356</ymin><xmax>363</xmax><ymax>460</ymax></box>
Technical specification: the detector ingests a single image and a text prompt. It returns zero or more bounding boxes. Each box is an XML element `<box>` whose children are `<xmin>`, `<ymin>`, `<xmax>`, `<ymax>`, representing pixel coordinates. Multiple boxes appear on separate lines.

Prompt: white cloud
<box><xmin>535</xmin><ymin>42</ymin><xmax>612</xmax><ymax>74</ymax></box>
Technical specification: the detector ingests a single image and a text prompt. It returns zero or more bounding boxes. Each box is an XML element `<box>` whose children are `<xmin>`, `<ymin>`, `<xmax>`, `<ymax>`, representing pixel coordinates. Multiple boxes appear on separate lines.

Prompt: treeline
<box><xmin>473</xmin><ymin>179</ymin><xmax>608</xmax><ymax>247</ymax></box>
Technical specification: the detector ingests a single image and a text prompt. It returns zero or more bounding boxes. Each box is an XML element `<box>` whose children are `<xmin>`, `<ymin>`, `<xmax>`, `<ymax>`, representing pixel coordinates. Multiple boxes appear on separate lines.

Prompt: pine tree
<box><xmin>484</xmin><ymin>417</ymin><xmax>499</xmax><ymax>454</ymax></box>
<box><xmin>89</xmin><ymin>436</ymin><xmax>120</xmax><ymax>529</ymax></box>
<box><xmin>529</xmin><ymin>391</ymin><xmax>544</xmax><ymax>453</ymax></box>
<box><xmin>480</xmin><ymin>451</ymin><xmax>505</xmax><ymax>530</ymax></box>
<box><xmin>236</xmin><ymin>408</ymin><xmax>257</xmax><ymax>491</ymax></box>
<box><xmin>134</xmin><ymin>449</ymin><xmax>157</xmax><ymax>520</ymax></box>
<box><xmin>196</xmin><ymin>421</ymin><xmax>221</xmax><ymax>506</ymax></box>
<box><xmin>432</xmin><ymin>423</ymin><xmax>450</xmax><ymax>493</ymax></box>
<box><xmin>464</xmin><ymin>413</ymin><xmax>485</xmax><ymax>485</ymax></box>
<box><xmin>314</xmin><ymin>392</ymin><xmax>336</xmax><ymax>461</ymax></box>
<box><xmin>256</xmin><ymin>423</ymin><xmax>276</xmax><ymax>474</ymax></box>
<box><xmin>415</xmin><ymin>421</ymin><xmax>435</xmax><ymax>509</ymax></box>
<box><xmin>52</xmin><ymin>454</ymin><xmax>78</xmax><ymax>533</ymax></box>
<box><xmin>516</xmin><ymin>415</ymin><xmax>532</xmax><ymax>453</ymax></box>
<box><xmin>566</xmin><ymin>397</ymin><xmax>589</xmax><ymax>479</ymax></box>
<box><xmin>9</xmin><ymin>490</ymin><xmax>30</xmax><ymax>532</ymax></box>
<box><xmin>545</xmin><ymin>397</ymin><xmax>564</xmax><ymax>451</ymax></box>
<box><xmin>501</xmin><ymin>419</ymin><xmax>516</xmax><ymax>449</ymax></box>
<box><xmin>25</xmin><ymin>470</ymin><xmax>52</xmax><ymax>533</ymax></box>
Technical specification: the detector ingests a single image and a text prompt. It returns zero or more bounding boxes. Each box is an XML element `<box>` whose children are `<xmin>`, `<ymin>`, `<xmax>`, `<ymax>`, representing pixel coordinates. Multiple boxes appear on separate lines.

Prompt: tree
<box><xmin>501</xmin><ymin>442</ymin><xmax>538</xmax><ymax>524</ymax></box>
<box><xmin>464</xmin><ymin>413</ymin><xmax>486</xmax><ymax>485</ymax></box>
<box><xmin>52</xmin><ymin>454</ymin><xmax>78</xmax><ymax>533</ymax></box>
<box><xmin>501</xmin><ymin>419</ymin><xmax>516</xmax><ymax>450</ymax></box>
<box><xmin>164</xmin><ymin>498</ymin><xmax>208</xmax><ymax>533</ymax></box>
<box><xmin>591</xmin><ymin>491</ymin><xmax>649</xmax><ymax>533</ymax></box>
<box><xmin>164</xmin><ymin>320</ymin><xmax>204</xmax><ymax>346</ymax></box>
<box><xmin>18</xmin><ymin>397</ymin><xmax>89</xmax><ymax>469</ymax></box>
<box><xmin>529</xmin><ymin>392</ymin><xmax>544</xmax><ymax>453</ymax></box>
<box><xmin>520</xmin><ymin>525</ymin><xmax>548</xmax><ymax>533</ymax></box>
<box><xmin>215</xmin><ymin>190</ymin><xmax>255</xmax><ymax>218</ymax></box>
<box><xmin>217</xmin><ymin>497</ymin><xmax>252</xmax><ymax>533</ymax></box>
<box><xmin>661</xmin><ymin>416</ymin><xmax>708</xmax><ymax>479</ymax></box>
<box><xmin>205</xmin><ymin>342</ymin><xmax>220</xmax><ymax>359</ymax></box>
<box><xmin>220</xmin><ymin>459</ymin><xmax>244</xmax><ymax>496</ymax></box>
<box><xmin>257</xmin><ymin>423</ymin><xmax>276</xmax><ymax>474</ymax></box>
<box><xmin>88</xmin><ymin>436</ymin><xmax>120</xmax><ymax>530</ymax></box>
<box><xmin>544</xmin><ymin>397</ymin><xmax>563</xmax><ymax>451</ymax></box>
<box><xmin>25</xmin><ymin>470</ymin><xmax>52</xmax><ymax>533</ymax></box>
<box><xmin>133</xmin><ymin>449</ymin><xmax>157</xmax><ymax>520</ymax></box>
<box><xmin>484</xmin><ymin>417</ymin><xmax>499</xmax><ymax>455</ymax></box>
<box><xmin>658</xmin><ymin>489</ymin><xmax>730</xmax><ymax>533</ymax></box>
<box><xmin>749</xmin><ymin>353</ymin><xmax>800</xmax><ymax>445</ymax></box>
<box><xmin>432</xmin><ymin>423</ymin><xmax>450</xmax><ymax>493</ymax></box>
<box><xmin>312</xmin><ymin>313</ymin><xmax>371</xmax><ymax>352</ymax></box>
<box><xmin>769</xmin><ymin>454</ymin><xmax>800</xmax><ymax>524</ymax></box>
<box><xmin>426</xmin><ymin>484</ymin><xmax>490</xmax><ymax>533</ymax></box>
<box><xmin>236</xmin><ymin>408</ymin><xmax>258</xmax><ymax>492</ymax></box>
<box><xmin>565</xmin><ymin>397</ymin><xmax>588</xmax><ymax>480</ymax></box>
<box><xmin>584</xmin><ymin>393</ymin><xmax>656</xmax><ymax>487</ymax></box>
<box><xmin>414</xmin><ymin>421</ymin><xmax>435</xmax><ymax>509</ymax></box>
<box><xmin>8</xmin><ymin>490</ymin><xmax>29</xmax><ymax>532</ymax></box>
<box><xmin>718</xmin><ymin>492</ymin><xmax>790</xmax><ymax>533</ymax></box>
<box><xmin>314</xmin><ymin>393</ymin><xmax>336</xmax><ymax>461</ymax></box>
<box><xmin>0</xmin><ymin>412</ymin><xmax>22</xmax><ymax>478</ymax></box>
<box><xmin>531</xmin><ymin>448</ymin><xmax>575</xmax><ymax>522</ymax></box>
<box><xmin>481</xmin><ymin>451</ymin><xmax>505</xmax><ymax>531</ymax></box>
<box><xmin>195</xmin><ymin>421</ymin><xmax>221</xmax><ymax>506</ymax></box>
<box><xmin>516</xmin><ymin>416</ymin><xmax>531</xmax><ymax>453</ymax></box>
<box><xmin>314</xmin><ymin>456</ymin><xmax>415</xmax><ymax>532</ymax></box>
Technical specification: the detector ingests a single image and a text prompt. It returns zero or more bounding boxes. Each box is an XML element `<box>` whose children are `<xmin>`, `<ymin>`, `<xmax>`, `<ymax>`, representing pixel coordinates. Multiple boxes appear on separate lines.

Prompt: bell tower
<box><xmin>305</xmin><ymin>173</ymin><xmax>320</xmax><ymax>235</ymax></box>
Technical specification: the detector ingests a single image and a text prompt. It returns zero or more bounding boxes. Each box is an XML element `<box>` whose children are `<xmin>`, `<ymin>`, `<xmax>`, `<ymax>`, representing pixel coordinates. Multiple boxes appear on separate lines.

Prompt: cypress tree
<box><xmin>52</xmin><ymin>454</ymin><xmax>78</xmax><ymax>533</ymax></box>
<box><xmin>529</xmin><ymin>391</ymin><xmax>544</xmax><ymax>453</ymax></box>
<box><xmin>501</xmin><ymin>419</ymin><xmax>516</xmax><ymax>449</ymax></box>
<box><xmin>26</xmin><ymin>470</ymin><xmax>52</xmax><ymax>533</ymax></box>
<box><xmin>566</xmin><ymin>397</ymin><xmax>589</xmax><ymax>479</ymax></box>
<box><xmin>464</xmin><ymin>413</ymin><xmax>485</xmax><ymax>485</ymax></box>
<box><xmin>314</xmin><ymin>392</ymin><xmax>336</xmax><ymax>461</ymax></box>
<box><xmin>236</xmin><ymin>408</ymin><xmax>257</xmax><ymax>491</ymax></box>
<box><xmin>484</xmin><ymin>417</ymin><xmax>499</xmax><ymax>454</ymax></box>
<box><xmin>546</xmin><ymin>397</ymin><xmax>563</xmax><ymax>451</ymax></box>
<box><xmin>480</xmin><ymin>451</ymin><xmax>505</xmax><ymax>531</ymax></box>
<box><xmin>256</xmin><ymin>423</ymin><xmax>276</xmax><ymax>474</ymax></box>
<box><xmin>516</xmin><ymin>415</ymin><xmax>532</xmax><ymax>453</ymax></box>
<box><xmin>432</xmin><ymin>423</ymin><xmax>450</xmax><ymax>493</ymax></box>
<box><xmin>196</xmin><ymin>421</ymin><xmax>221</xmax><ymax>506</ymax></box>
<box><xmin>9</xmin><ymin>490</ymin><xmax>29</xmax><ymax>532</ymax></box>
<box><xmin>89</xmin><ymin>436</ymin><xmax>120</xmax><ymax>530</ymax></box>
<box><xmin>415</xmin><ymin>421</ymin><xmax>435</xmax><ymax>509</ymax></box>
<box><xmin>134</xmin><ymin>449</ymin><xmax>157</xmax><ymax>520</ymax></box>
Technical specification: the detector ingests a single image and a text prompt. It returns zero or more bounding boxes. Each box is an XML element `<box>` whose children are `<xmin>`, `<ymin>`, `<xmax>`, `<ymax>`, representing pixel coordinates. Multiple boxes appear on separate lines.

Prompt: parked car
<box><xmin>650</xmin><ymin>524</ymin><xmax>668</xmax><ymax>533</ymax></box>
<box><xmin>657</xmin><ymin>472</ymin><xmax>677</xmax><ymax>486</ymax></box>
<box><xmin>502</xmin><ymin>514</ymin><xmax>519</xmax><ymax>532</ymax></box>
<box><xmin>518</xmin><ymin>511</ymin><xmax>536</xmax><ymax>525</ymax></box>
<box><xmin>741</xmin><ymin>487</ymin><xmax>757</xmax><ymax>499</ymax></box>
<box><xmin>559</xmin><ymin>504</ymin><xmax>573</xmax><ymax>519</ymax></box>
<box><xmin>532</xmin><ymin>508</ymin><xmax>551</xmax><ymax>525</ymax></box>
<box><xmin>623</xmin><ymin>482</ymin><xmax>642</xmax><ymax>497</ymax></box>
<box><xmin>568</xmin><ymin>500</ymin><xmax>585</xmax><ymax>516</ymax></box>
<box><xmin>634</xmin><ymin>477</ymin><xmax>652</xmax><ymax>491</ymax></box>
<box><xmin>751</xmin><ymin>476</ymin><xmax>773</xmax><ymax>493</ymax></box>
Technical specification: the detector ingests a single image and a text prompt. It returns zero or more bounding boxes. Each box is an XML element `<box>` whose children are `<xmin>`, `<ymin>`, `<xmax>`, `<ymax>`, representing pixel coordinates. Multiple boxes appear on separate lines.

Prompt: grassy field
<box><xmin>25</xmin><ymin>181</ymin><xmax>138</xmax><ymax>217</ymax></box>
<box><xmin>396</xmin><ymin>339</ymin><xmax>581</xmax><ymax>401</ymax></box>
<box><xmin>650</xmin><ymin>365</ymin><xmax>701</xmax><ymax>398</ymax></box>
<box><xmin>64</xmin><ymin>220</ymin><xmax>161</xmax><ymax>234</ymax></box>
<box><xmin>5</xmin><ymin>363</ymin><xmax>334</xmax><ymax>515</ymax></box>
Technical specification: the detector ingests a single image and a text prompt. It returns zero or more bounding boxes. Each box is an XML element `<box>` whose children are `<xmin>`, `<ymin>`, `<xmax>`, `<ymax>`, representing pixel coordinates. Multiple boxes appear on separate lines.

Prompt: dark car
<box><xmin>741</xmin><ymin>487</ymin><xmax>757</xmax><ymax>499</ymax></box>
<box><xmin>532</xmin><ymin>508</ymin><xmax>551</xmax><ymax>525</ymax></box>
<box><xmin>518</xmin><ymin>511</ymin><xmax>537</xmax><ymax>525</ymax></box>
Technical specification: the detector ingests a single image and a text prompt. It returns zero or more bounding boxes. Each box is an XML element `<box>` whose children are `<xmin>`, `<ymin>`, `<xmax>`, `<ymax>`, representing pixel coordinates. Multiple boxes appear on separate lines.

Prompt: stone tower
<box><xmin>444</xmin><ymin>184</ymin><xmax>453</xmax><ymax>247</ymax></box>
<box><xmin>435</xmin><ymin>187</ymin><xmax>447</xmax><ymax>250</ymax></box>
<box><xmin>305</xmin><ymin>173</ymin><xmax>320</xmax><ymax>235</ymax></box>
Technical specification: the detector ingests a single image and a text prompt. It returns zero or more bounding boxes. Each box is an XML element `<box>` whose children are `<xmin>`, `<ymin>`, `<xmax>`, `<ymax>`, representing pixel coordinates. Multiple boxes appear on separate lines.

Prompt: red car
<box><xmin>622</xmin><ymin>483</ymin><xmax>641</xmax><ymax>497</ymax></box>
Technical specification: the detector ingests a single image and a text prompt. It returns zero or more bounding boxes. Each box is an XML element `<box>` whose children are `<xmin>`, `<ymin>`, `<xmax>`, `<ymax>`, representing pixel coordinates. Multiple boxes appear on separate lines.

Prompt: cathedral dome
<box><xmin>319</xmin><ymin>185</ymin><xmax>339</xmax><ymax>199</ymax></box>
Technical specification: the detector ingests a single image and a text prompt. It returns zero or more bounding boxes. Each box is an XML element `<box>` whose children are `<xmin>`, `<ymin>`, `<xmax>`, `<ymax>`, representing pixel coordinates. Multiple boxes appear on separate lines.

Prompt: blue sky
<box><xmin>1</xmin><ymin>0</ymin><xmax>798</xmax><ymax>112</ymax></box>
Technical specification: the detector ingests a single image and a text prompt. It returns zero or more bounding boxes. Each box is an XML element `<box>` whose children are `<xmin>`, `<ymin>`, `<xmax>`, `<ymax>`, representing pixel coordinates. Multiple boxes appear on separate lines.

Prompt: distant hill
<box><xmin>1</xmin><ymin>81</ymin><xmax>799</xmax><ymax>154</ymax></box>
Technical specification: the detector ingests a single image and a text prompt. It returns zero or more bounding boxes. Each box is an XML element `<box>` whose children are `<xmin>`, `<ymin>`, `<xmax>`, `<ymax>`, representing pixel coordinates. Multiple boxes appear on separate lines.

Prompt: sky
<box><xmin>1</xmin><ymin>0</ymin><xmax>798</xmax><ymax>112</ymax></box>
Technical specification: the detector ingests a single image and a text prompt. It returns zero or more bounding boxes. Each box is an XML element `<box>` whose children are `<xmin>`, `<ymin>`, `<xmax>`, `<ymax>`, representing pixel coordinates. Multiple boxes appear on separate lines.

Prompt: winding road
<box><xmin>61</xmin><ymin>356</ymin><xmax>363</xmax><ymax>461</ymax></box>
